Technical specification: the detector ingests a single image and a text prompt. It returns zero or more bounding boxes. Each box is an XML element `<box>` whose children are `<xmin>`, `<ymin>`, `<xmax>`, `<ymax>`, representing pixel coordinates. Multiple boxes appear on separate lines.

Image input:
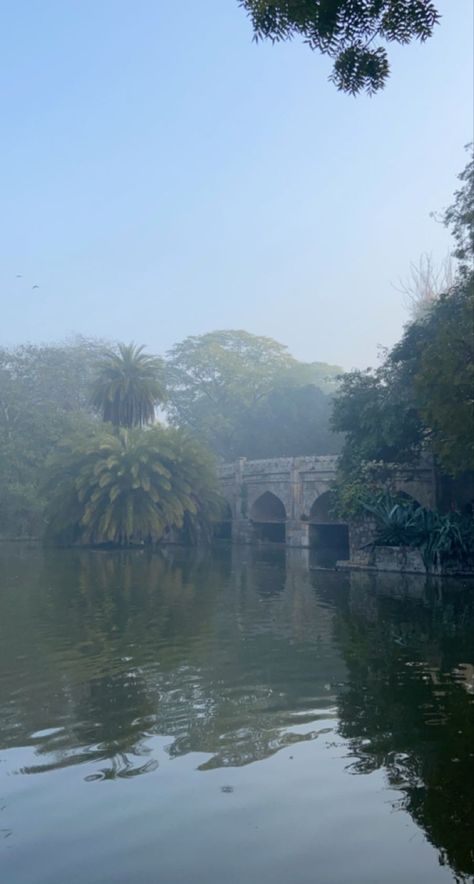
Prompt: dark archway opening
<box><xmin>250</xmin><ymin>492</ymin><xmax>286</xmax><ymax>544</ymax></box>
<box><xmin>255</xmin><ymin>522</ymin><xmax>286</xmax><ymax>543</ymax></box>
<box><xmin>309</xmin><ymin>491</ymin><xmax>349</xmax><ymax>566</ymax></box>
<box><xmin>396</xmin><ymin>490</ymin><xmax>422</xmax><ymax>509</ymax></box>
<box><xmin>213</xmin><ymin>501</ymin><xmax>233</xmax><ymax>541</ymax></box>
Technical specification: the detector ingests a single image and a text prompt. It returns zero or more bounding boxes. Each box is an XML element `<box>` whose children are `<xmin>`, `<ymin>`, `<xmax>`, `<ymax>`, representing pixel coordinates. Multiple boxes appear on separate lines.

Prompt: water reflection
<box><xmin>0</xmin><ymin>546</ymin><xmax>343</xmax><ymax>776</ymax></box>
<box><xmin>0</xmin><ymin>545</ymin><xmax>474</xmax><ymax>880</ymax></box>
<box><xmin>320</xmin><ymin>570</ymin><xmax>474</xmax><ymax>881</ymax></box>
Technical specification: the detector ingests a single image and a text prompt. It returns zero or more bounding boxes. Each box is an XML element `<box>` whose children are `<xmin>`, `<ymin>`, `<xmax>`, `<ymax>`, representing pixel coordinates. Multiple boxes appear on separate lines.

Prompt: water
<box><xmin>1</xmin><ymin>544</ymin><xmax>474</xmax><ymax>884</ymax></box>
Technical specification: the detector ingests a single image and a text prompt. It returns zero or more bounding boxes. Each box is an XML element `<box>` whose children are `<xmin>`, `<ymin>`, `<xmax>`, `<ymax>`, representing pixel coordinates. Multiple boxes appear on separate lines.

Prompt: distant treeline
<box><xmin>0</xmin><ymin>331</ymin><xmax>342</xmax><ymax>539</ymax></box>
<box><xmin>1</xmin><ymin>149</ymin><xmax>472</xmax><ymax>541</ymax></box>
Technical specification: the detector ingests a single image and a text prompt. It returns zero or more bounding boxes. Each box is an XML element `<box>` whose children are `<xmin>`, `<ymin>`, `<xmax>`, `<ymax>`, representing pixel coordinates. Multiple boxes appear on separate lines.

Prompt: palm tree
<box><xmin>44</xmin><ymin>424</ymin><xmax>223</xmax><ymax>547</ymax></box>
<box><xmin>90</xmin><ymin>343</ymin><xmax>165</xmax><ymax>428</ymax></box>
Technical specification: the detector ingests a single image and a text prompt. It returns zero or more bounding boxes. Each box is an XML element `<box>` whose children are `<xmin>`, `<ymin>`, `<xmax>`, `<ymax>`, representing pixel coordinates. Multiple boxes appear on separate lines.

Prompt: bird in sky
<box><xmin>32</xmin><ymin>284</ymin><xmax>40</xmax><ymax>289</ymax></box>
<box><xmin>16</xmin><ymin>274</ymin><xmax>22</xmax><ymax>278</ymax></box>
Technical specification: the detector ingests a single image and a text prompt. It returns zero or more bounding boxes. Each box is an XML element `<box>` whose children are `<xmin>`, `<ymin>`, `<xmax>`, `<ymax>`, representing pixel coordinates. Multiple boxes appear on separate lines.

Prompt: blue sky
<box><xmin>1</xmin><ymin>0</ymin><xmax>472</xmax><ymax>368</ymax></box>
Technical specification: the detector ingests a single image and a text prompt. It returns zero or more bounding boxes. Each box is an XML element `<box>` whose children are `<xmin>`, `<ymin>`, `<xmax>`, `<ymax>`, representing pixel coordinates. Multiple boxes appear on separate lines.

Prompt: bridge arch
<box><xmin>251</xmin><ymin>491</ymin><xmax>286</xmax><ymax>523</ymax></box>
<box><xmin>309</xmin><ymin>490</ymin><xmax>338</xmax><ymax>524</ymax></box>
<box><xmin>396</xmin><ymin>490</ymin><xmax>422</xmax><ymax>509</ymax></box>
<box><xmin>250</xmin><ymin>492</ymin><xmax>286</xmax><ymax>543</ymax></box>
<box><xmin>308</xmin><ymin>490</ymin><xmax>349</xmax><ymax>562</ymax></box>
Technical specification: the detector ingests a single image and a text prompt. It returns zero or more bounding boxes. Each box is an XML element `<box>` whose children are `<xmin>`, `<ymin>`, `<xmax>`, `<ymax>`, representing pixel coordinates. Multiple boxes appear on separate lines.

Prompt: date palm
<box><xmin>91</xmin><ymin>343</ymin><xmax>165</xmax><ymax>428</ymax></box>
<box><xmin>45</xmin><ymin>424</ymin><xmax>223</xmax><ymax>547</ymax></box>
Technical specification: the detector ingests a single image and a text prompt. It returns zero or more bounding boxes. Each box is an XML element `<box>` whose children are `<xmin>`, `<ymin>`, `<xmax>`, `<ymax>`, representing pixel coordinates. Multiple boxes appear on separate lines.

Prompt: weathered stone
<box><xmin>373</xmin><ymin>545</ymin><xmax>427</xmax><ymax>573</ymax></box>
<box><xmin>217</xmin><ymin>456</ymin><xmax>436</xmax><ymax>555</ymax></box>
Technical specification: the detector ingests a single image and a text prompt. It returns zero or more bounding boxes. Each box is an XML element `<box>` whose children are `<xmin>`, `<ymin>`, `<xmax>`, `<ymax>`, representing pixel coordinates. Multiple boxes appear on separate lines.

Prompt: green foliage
<box><xmin>332</xmin><ymin>279</ymin><xmax>473</xmax><ymax>495</ymax></box>
<box><xmin>442</xmin><ymin>144</ymin><xmax>474</xmax><ymax>277</ymax></box>
<box><xmin>361</xmin><ymin>493</ymin><xmax>474</xmax><ymax>566</ymax></box>
<box><xmin>91</xmin><ymin>343</ymin><xmax>165</xmax><ymax>428</ymax></box>
<box><xmin>231</xmin><ymin>384</ymin><xmax>342</xmax><ymax>459</ymax></box>
<box><xmin>165</xmin><ymin>329</ymin><xmax>342</xmax><ymax>460</ymax></box>
<box><xmin>331</xmin><ymin>462</ymin><xmax>392</xmax><ymax>519</ymax></box>
<box><xmin>333</xmin><ymin>152</ymin><xmax>474</xmax><ymax>492</ymax></box>
<box><xmin>44</xmin><ymin>424</ymin><xmax>222</xmax><ymax>547</ymax></box>
<box><xmin>331</xmin><ymin>363</ymin><xmax>424</xmax><ymax>470</ymax></box>
<box><xmin>0</xmin><ymin>339</ymin><xmax>102</xmax><ymax>538</ymax></box>
<box><xmin>415</xmin><ymin>278</ymin><xmax>474</xmax><ymax>474</ymax></box>
<box><xmin>239</xmin><ymin>0</ymin><xmax>439</xmax><ymax>94</ymax></box>
<box><xmin>166</xmin><ymin>330</ymin><xmax>293</xmax><ymax>417</ymax></box>
<box><xmin>274</xmin><ymin>359</ymin><xmax>343</xmax><ymax>394</ymax></box>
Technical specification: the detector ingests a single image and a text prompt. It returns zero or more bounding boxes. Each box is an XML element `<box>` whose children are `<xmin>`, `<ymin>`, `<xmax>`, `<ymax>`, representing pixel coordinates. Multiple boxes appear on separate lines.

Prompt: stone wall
<box><xmin>347</xmin><ymin>519</ymin><xmax>377</xmax><ymax>565</ymax></box>
<box><xmin>217</xmin><ymin>456</ymin><xmax>436</xmax><ymax>553</ymax></box>
<box><xmin>372</xmin><ymin>545</ymin><xmax>427</xmax><ymax>574</ymax></box>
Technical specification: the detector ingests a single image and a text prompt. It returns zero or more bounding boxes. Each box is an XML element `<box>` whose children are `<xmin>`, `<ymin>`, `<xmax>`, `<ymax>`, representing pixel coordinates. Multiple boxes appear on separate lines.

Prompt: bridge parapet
<box><xmin>216</xmin><ymin>454</ymin><xmax>436</xmax><ymax>549</ymax></box>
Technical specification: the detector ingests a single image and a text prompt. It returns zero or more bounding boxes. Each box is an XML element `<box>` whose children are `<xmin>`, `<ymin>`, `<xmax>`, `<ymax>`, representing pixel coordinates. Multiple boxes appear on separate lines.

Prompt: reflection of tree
<box><xmin>5</xmin><ymin>544</ymin><xmax>474</xmax><ymax>881</ymax></box>
<box><xmin>323</xmin><ymin>571</ymin><xmax>474</xmax><ymax>882</ymax></box>
<box><xmin>0</xmin><ymin>545</ymin><xmax>346</xmax><ymax>776</ymax></box>
<box><xmin>0</xmin><ymin>546</ymin><xmax>227</xmax><ymax>776</ymax></box>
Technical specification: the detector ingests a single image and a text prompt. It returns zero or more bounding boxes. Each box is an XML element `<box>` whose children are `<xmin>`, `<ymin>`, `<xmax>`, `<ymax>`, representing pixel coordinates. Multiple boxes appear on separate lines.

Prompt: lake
<box><xmin>1</xmin><ymin>543</ymin><xmax>474</xmax><ymax>883</ymax></box>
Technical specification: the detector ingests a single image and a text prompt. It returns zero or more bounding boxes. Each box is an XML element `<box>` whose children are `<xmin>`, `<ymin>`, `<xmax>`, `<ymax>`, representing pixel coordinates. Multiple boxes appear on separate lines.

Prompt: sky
<box><xmin>0</xmin><ymin>1</ymin><xmax>472</xmax><ymax>370</ymax></box>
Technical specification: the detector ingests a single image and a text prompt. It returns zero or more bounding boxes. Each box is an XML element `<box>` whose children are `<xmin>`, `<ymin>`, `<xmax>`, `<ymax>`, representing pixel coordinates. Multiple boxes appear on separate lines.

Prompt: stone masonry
<box><xmin>217</xmin><ymin>455</ymin><xmax>436</xmax><ymax>550</ymax></box>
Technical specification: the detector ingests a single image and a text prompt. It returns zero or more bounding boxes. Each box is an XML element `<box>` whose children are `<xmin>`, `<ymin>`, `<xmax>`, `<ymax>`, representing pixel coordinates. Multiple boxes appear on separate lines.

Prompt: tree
<box><xmin>396</xmin><ymin>252</ymin><xmax>454</xmax><ymax>319</ymax></box>
<box><xmin>331</xmin><ymin>362</ymin><xmax>424</xmax><ymax>470</ymax></box>
<box><xmin>332</xmin><ymin>273</ymin><xmax>474</xmax><ymax>515</ymax></box>
<box><xmin>442</xmin><ymin>144</ymin><xmax>474</xmax><ymax>277</ymax></box>
<box><xmin>165</xmin><ymin>330</ymin><xmax>293</xmax><ymax>458</ymax></box>
<box><xmin>239</xmin><ymin>0</ymin><xmax>440</xmax><ymax>94</ymax></box>
<box><xmin>333</xmin><ymin>149</ymin><xmax>474</xmax><ymax>505</ymax></box>
<box><xmin>236</xmin><ymin>384</ymin><xmax>342</xmax><ymax>458</ymax></box>
<box><xmin>415</xmin><ymin>278</ymin><xmax>474</xmax><ymax>475</ymax></box>
<box><xmin>0</xmin><ymin>338</ymin><xmax>102</xmax><ymax>538</ymax></box>
<box><xmin>45</xmin><ymin>425</ymin><xmax>222</xmax><ymax>547</ymax></box>
<box><xmin>274</xmin><ymin>358</ymin><xmax>343</xmax><ymax>394</ymax></box>
<box><xmin>332</xmin><ymin>579</ymin><xmax>474</xmax><ymax>881</ymax></box>
<box><xmin>165</xmin><ymin>329</ymin><xmax>342</xmax><ymax>460</ymax></box>
<box><xmin>91</xmin><ymin>343</ymin><xmax>165</xmax><ymax>428</ymax></box>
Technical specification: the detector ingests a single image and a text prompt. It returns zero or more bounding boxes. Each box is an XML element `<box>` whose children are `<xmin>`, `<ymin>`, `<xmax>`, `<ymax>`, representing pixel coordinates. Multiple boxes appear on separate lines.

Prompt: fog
<box><xmin>1</xmin><ymin>0</ymin><xmax>472</xmax><ymax>368</ymax></box>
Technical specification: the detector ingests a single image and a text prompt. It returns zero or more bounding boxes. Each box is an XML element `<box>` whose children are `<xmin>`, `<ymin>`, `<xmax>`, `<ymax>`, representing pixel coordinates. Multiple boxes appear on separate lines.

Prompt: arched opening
<box><xmin>396</xmin><ymin>491</ymin><xmax>422</xmax><ymax>509</ymax></box>
<box><xmin>310</xmin><ymin>491</ymin><xmax>338</xmax><ymax>524</ymax></box>
<box><xmin>213</xmin><ymin>501</ymin><xmax>233</xmax><ymax>541</ymax></box>
<box><xmin>309</xmin><ymin>491</ymin><xmax>349</xmax><ymax>566</ymax></box>
<box><xmin>250</xmin><ymin>492</ymin><xmax>286</xmax><ymax>543</ymax></box>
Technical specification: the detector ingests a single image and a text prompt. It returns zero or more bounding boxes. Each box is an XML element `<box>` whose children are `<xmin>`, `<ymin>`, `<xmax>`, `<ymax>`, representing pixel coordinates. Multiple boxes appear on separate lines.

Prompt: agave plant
<box><xmin>361</xmin><ymin>493</ymin><xmax>421</xmax><ymax>547</ymax></box>
<box><xmin>360</xmin><ymin>492</ymin><xmax>474</xmax><ymax>567</ymax></box>
<box><xmin>44</xmin><ymin>424</ymin><xmax>223</xmax><ymax>547</ymax></box>
<box><xmin>90</xmin><ymin>343</ymin><xmax>166</xmax><ymax>428</ymax></box>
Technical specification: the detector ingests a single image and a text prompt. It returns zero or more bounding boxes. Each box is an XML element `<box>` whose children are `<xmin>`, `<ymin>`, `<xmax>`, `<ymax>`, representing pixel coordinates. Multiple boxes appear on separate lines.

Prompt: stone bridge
<box><xmin>217</xmin><ymin>455</ymin><xmax>436</xmax><ymax>549</ymax></box>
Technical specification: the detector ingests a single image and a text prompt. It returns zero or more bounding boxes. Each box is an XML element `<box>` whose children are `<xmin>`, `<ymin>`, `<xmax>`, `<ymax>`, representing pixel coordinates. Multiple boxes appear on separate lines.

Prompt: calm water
<box><xmin>1</xmin><ymin>544</ymin><xmax>474</xmax><ymax>884</ymax></box>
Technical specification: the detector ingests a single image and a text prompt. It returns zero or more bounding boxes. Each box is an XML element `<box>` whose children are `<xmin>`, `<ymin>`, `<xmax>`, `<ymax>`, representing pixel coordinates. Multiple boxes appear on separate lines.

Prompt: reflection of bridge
<box><xmin>217</xmin><ymin>456</ymin><xmax>435</xmax><ymax>549</ymax></box>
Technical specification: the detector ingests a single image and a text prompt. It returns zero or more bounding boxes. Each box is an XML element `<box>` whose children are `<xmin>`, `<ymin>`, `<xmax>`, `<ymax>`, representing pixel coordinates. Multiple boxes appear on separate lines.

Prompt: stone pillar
<box><xmin>234</xmin><ymin>457</ymin><xmax>247</xmax><ymax>520</ymax></box>
<box><xmin>289</xmin><ymin>459</ymin><xmax>304</xmax><ymax>521</ymax></box>
<box><xmin>286</xmin><ymin>520</ymin><xmax>310</xmax><ymax>548</ymax></box>
<box><xmin>232</xmin><ymin>519</ymin><xmax>254</xmax><ymax>545</ymax></box>
<box><xmin>230</xmin><ymin>457</ymin><xmax>252</xmax><ymax>544</ymax></box>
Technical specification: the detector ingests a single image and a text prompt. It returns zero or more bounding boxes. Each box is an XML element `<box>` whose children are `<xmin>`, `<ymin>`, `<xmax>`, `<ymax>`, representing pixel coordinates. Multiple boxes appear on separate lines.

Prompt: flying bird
<box><xmin>16</xmin><ymin>274</ymin><xmax>22</xmax><ymax>278</ymax></box>
<box><xmin>32</xmin><ymin>284</ymin><xmax>40</xmax><ymax>289</ymax></box>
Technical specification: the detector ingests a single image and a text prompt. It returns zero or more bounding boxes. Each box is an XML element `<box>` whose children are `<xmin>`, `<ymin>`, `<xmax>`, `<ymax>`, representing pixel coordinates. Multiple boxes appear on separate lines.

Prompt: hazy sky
<box><xmin>1</xmin><ymin>1</ymin><xmax>472</xmax><ymax>369</ymax></box>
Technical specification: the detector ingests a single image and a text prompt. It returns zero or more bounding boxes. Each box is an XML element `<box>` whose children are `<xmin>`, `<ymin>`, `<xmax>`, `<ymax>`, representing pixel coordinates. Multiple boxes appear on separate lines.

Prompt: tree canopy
<box><xmin>332</xmin><ymin>150</ymin><xmax>474</xmax><ymax>511</ymax></box>
<box><xmin>0</xmin><ymin>338</ymin><xmax>101</xmax><ymax>538</ymax></box>
<box><xmin>91</xmin><ymin>343</ymin><xmax>165</xmax><ymax>428</ymax></box>
<box><xmin>442</xmin><ymin>146</ymin><xmax>474</xmax><ymax>277</ymax></box>
<box><xmin>414</xmin><ymin>280</ymin><xmax>474</xmax><ymax>474</ymax></box>
<box><xmin>333</xmin><ymin>272</ymin><xmax>474</xmax><ymax>489</ymax></box>
<box><xmin>45</xmin><ymin>424</ymin><xmax>222</xmax><ymax>547</ymax></box>
<box><xmin>235</xmin><ymin>383</ymin><xmax>342</xmax><ymax>459</ymax></box>
<box><xmin>165</xmin><ymin>329</ymin><xmax>342</xmax><ymax>460</ymax></box>
<box><xmin>239</xmin><ymin>0</ymin><xmax>440</xmax><ymax>94</ymax></box>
